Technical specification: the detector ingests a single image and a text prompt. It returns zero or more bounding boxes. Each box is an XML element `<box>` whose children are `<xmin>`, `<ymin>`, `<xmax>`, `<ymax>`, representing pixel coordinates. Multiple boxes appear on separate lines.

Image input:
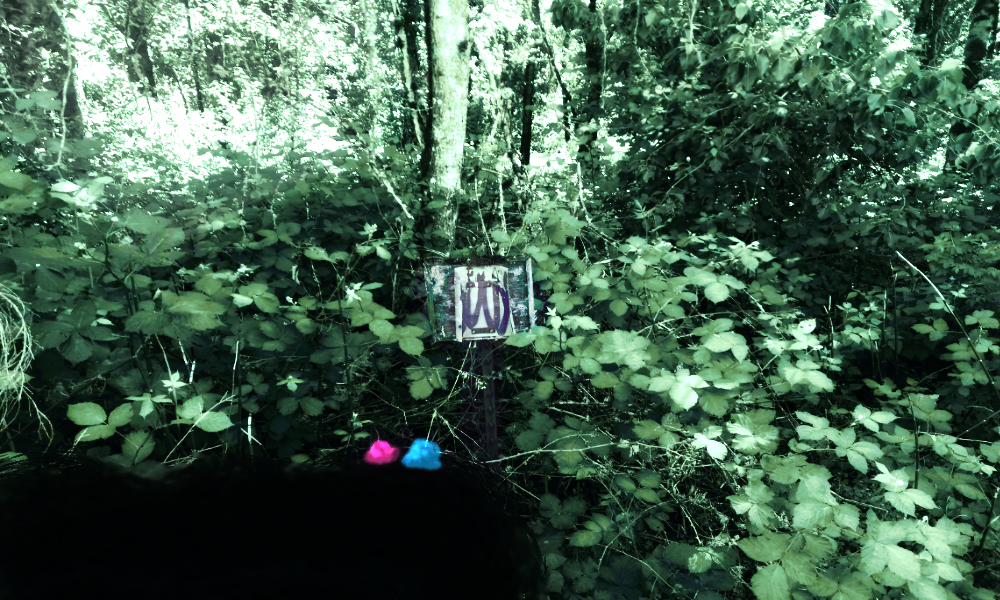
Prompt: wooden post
<box><xmin>459</xmin><ymin>338</ymin><xmax>505</xmax><ymax>460</ymax></box>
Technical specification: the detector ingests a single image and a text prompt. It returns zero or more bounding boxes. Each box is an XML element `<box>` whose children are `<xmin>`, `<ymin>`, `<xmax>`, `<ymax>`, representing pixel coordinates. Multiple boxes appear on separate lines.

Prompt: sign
<box><xmin>423</xmin><ymin>258</ymin><xmax>534</xmax><ymax>343</ymax></box>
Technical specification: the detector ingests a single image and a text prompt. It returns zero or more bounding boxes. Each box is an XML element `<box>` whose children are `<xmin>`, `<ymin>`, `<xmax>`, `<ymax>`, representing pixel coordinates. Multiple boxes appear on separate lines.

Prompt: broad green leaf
<box><xmin>107</xmin><ymin>404</ymin><xmax>134</xmax><ymax>427</ymax></box>
<box><xmin>569</xmin><ymin>529</ymin><xmax>601</xmax><ymax>546</ymax></box>
<box><xmin>885</xmin><ymin>488</ymin><xmax>937</xmax><ymax>516</ymax></box>
<box><xmin>737</xmin><ymin>531</ymin><xmax>790</xmax><ymax>562</ymax></box>
<box><xmin>0</xmin><ymin>171</ymin><xmax>32</xmax><ymax>190</ymax></box>
<box><xmin>859</xmin><ymin>538</ymin><xmax>920</xmax><ymax>580</ymax></box>
<box><xmin>634</xmin><ymin>487</ymin><xmax>661</xmax><ymax>503</ymax></box>
<box><xmin>781</xmin><ymin>550</ymin><xmax>818</xmax><ymax>587</ymax></box>
<box><xmin>692</xmin><ymin>432</ymin><xmax>727</xmax><ymax>459</ymax></box>
<box><xmin>751</xmin><ymin>563</ymin><xmax>791</xmax><ymax>600</ymax></box>
<box><xmin>775</xmin><ymin>56</ymin><xmax>795</xmax><ymax>82</ymax></box>
<box><xmin>644</xmin><ymin>8</ymin><xmax>657</xmax><ymax>28</ymax></box>
<box><xmin>67</xmin><ymin>402</ymin><xmax>107</xmax><ymax>426</ymax></box>
<box><xmin>907</xmin><ymin>577</ymin><xmax>948</xmax><ymax>600</ymax></box>
<box><xmin>899</xmin><ymin>106</ymin><xmax>916</xmax><ymax>127</ymax></box>
<box><xmin>74</xmin><ymin>424</ymin><xmax>115</xmax><ymax>443</ymax></box>
<box><xmin>792</xmin><ymin>501</ymin><xmax>832</xmax><ymax>529</ymax></box>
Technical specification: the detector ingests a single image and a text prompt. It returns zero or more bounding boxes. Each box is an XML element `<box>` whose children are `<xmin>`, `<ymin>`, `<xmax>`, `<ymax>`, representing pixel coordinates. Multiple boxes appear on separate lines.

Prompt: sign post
<box><xmin>423</xmin><ymin>258</ymin><xmax>534</xmax><ymax>460</ymax></box>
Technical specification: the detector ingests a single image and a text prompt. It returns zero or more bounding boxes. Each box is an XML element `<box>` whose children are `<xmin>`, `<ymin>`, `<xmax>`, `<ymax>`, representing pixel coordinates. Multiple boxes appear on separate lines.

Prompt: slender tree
<box><xmin>913</xmin><ymin>0</ymin><xmax>950</xmax><ymax>66</ymax></box>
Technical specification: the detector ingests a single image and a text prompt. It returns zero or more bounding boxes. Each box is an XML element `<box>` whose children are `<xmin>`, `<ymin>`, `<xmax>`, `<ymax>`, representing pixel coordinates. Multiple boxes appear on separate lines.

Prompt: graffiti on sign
<box><xmin>454</xmin><ymin>266</ymin><xmax>511</xmax><ymax>341</ymax></box>
<box><xmin>423</xmin><ymin>258</ymin><xmax>534</xmax><ymax>343</ymax></box>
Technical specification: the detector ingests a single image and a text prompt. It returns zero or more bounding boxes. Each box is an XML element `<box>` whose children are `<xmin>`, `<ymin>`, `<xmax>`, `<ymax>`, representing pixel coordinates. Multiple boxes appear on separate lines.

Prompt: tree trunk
<box><xmin>519</xmin><ymin>61</ymin><xmax>537</xmax><ymax>171</ymax></box>
<box><xmin>391</xmin><ymin>0</ymin><xmax>426</xmax><ymax>151</ymax></box>
<box><xmin>913</xmin><ymin>0</ymin><xmax>949</xmax><ymax>66</ymax></box>
<box><xmin>576</xmin><ymin>0</ymin><xmax>605</xmax><ymax>181</ymax></box>
<box><xmin>945</xmin><ymin>0</ymin><xmax>998</xmax><ymax>173</ymax></box>
<box><xmin>0</xmin><ymin>0</ymin><xmax>85</xmax><ymax>152</ymax></box>
<box><xmin>123</xmin><ymin>0</ymin><xmax>158</xmax><ymax>99</ymax></box>
<box><xmin>426</xmin><ymin>0</ymin><xmax>471</xmax><ymax>255</ymax></box>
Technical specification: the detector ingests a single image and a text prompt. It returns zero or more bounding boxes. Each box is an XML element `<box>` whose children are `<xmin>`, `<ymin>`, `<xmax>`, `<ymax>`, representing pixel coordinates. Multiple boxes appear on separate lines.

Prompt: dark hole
<box><xmin>0</xmin><ymin>450</ymin><xmax>546</xmax><ymax>600</ymax></box>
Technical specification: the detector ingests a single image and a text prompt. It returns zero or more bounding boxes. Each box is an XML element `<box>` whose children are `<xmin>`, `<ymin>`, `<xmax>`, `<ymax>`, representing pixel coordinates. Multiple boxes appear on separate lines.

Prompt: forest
<box><xmin>4</xmin><ymin>0</ymin><xmax>1000</xmax><ymax>598</ymax></box>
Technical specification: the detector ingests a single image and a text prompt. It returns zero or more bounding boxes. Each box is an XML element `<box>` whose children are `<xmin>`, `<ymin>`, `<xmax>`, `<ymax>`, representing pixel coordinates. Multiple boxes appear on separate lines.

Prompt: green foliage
<box><xmin>480</xmin><ymin>195</ymin><xmax>1000</xmax><ymax>599</ymax></box>
<box><xmin>0</xmin><ymin>144</ymin><xmax>437</xmax><ymax>464</ymax></box>
<box><xmin>5</xmin><ymin>1</ymin><xmax>1000</xmax><ymax>599</ymax></box>
<box><xmin>6</xmin><ymin>132</ymin><xmax>1000</xmax><ymax>600</ymax></box>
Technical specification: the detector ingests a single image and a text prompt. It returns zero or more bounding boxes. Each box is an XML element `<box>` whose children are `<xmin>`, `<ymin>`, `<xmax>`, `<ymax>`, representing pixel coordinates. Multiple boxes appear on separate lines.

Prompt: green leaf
<box><xmin>727</xmin><ymin>410</ymin><xmax>780</xmax><ymax>455</ymax></box>
<box><xmin>704</xmin><ymin>281</ymin><xmax>730</xmax><ymax>302</ymax></box>
<box><xmin>277</xmin><ymin>396</ymin><xmax>299</xmax><ymax>415</ymax></box>
<box><xmin>792</xmin><ymin>501</ymin><xmax>833</xmax><ymax>529</ymax></box>
<box><xmin>122</xmin><ymin>431</ymin><xmax>155</xmax><ymax>464</ymax></box>
<box><xmin>73</xmin><ymin>424</ymin><xmax>115</xmax><ymax>443</ymax></box>
<box><xmin>0</xmin><ymin>171</ymin><xmax>32</xmax><ymax>191</ymax></box>
<box><xmin>781</xmin><ymin>550</ymin><xmax>818</xmax><ymax>587</ymax></box>
<box><xmin>591</xmin><ymin>371</ymin><xmax>619</xmax><ymax>388</ymax></box>
<box><xmin>852</xmin><ymin>405</ymin><xmax>897</xmax><ymax>432</ymax></box>
<box><xmin>899</xmin><ymin>106</ymin><xmax>916</xmax><ymax>127</ymax></box>
<box><xmin>107</xmin><ymin>403</ymin><xmax>134</xmax><ymax>427</ymax></box>
<box><xmin>193</xmin><ymin>411</ymin><xmax>234</xmax><ymax>433</ymax></box>
<box><xmin>774</xmin><ymin>56</ymin><xmax>795</xmax><ymax>82</ymax></box>
<box><xmin>907</xmin><ymin>578</ymin><xmax>948</xmax><ymax>600</ymax></box>
<box><xmin>750</xmin><ymin>563</ymin><xmax>791</xmax><ymax>600</ymax></box>
<box><xmin>840</xmin><ymin>440</ymin><xmax>883</xmax><ymax>473</ymax></box>
<box><xmin>633</xmin><ymin>419</ymin><xmax>665</xmax><ymax>440</ymax></box>
<box><xmin>66</xmin><ymin>402</ymin><xmax>107</xmax><ymax>426</ymax></box>
<box><xmin>569</xmin><ymin>529</ymin><xmax>602</xmax><ymax>546</ymax></box>
<box><xmin>859</xmin><ymin>535</ymin><xmax>921</xmax><ymax>579</ymax></box>
<box><xmin>613</xmin><ymin>475</ymin><xmax>637</xmax><ymax>492</ymax></box>
<box><xmin>687</xmin><ymin>548</ymin><xmax>715</xmax><ymax>573</ymax></box>
<box><xmin>35</xmin><ymin>97</ymin><xmax>62</xmax><ymax>111</ymax></box>
<box><xmin>980</xmin><ymin>442</ymin><xmax>1000</xmax><ymax>462</ymax></box>
<box><xmin>11</xmin><ymin>125</ymin><xmax>37</xmax><ymax>144</ymax></box>
<box><xmin>795</xmin><ymin>411</ymin><xmax>836</xmax><ymax>440</ymax></box>
<box><xmin>737</xmin><ymin>531</ymin><xmax>790</xmax><ymax>562</ymax></box>
<box><xmin>300</xmin><ymin>396</ymin><xmax>325</xmax><ymax>416</ymax></box>
<box><xmin>398</xmin><ymin>336</ymin><xmax>424</xmax><ymax>355</ymax></box>
<box><xmin>515</xmin><ymin>428</ymin><xmax>545</xmax><ymax>451</ymax></box>
<box><xmin>410</xmin><ymin>378</ymin><xmax>433</xmax><ymax>399</ymax></box>
<box><xmin>884</xmin><ymin>488</ymin><xmax>937</xmax><ymax>516</ymax></box>
<box><xmin>634</xmin><ymin>487</ymin><xmax>661</xmax><ymax>503</ymax></box>
<box><xmin>644</xmin><ymin>8</ymin><xmax>657</xmax><ymax>28</ymax></box>
<box><xmin>504</xmin><ymin>331</ymin><xmax>537</xmax><ymax>346</ymax></box>
<box><xmin>834</xmin><ymin>504</ymin><xmax>860</xmax><ymax>530</ymax></box>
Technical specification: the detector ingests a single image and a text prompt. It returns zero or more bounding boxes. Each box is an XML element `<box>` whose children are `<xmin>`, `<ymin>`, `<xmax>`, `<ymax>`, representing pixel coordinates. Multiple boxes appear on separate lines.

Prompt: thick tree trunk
<box><xmin>426</xmin><ymin>0</ymin><xmax>471</xmax><ymax>255</ymax></box>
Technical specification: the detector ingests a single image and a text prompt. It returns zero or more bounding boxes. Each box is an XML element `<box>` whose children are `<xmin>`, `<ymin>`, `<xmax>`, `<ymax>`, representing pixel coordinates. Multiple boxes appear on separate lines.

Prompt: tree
<box><xmin>944</xmin><ymin>0</ymin><xmax>999</xmax><ymax>172</ymax></box>
<box><xmin>423</xmin><ymin>0</ymin><xmax>471</xmax><ymax>255</ymax></box>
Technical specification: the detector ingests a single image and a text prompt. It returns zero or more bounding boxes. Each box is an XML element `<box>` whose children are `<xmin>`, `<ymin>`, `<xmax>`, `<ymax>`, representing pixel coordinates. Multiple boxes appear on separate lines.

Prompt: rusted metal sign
<box><xmin>422</xmin><ymin>258</ymin><xmax>534</xmax><ymax>343</ymax></box>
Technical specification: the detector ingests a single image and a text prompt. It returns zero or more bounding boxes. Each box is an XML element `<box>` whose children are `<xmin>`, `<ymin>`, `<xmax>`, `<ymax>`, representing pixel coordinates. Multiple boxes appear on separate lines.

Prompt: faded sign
<box><xmin>454</xmin><ymin>265</ymin><xmax>511</xmax><ymax>341</ymax></box>
<box><xmin>423</xmin><ymin>258</ymin><xmax>534</xmax><ymax>343</ymax></box>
